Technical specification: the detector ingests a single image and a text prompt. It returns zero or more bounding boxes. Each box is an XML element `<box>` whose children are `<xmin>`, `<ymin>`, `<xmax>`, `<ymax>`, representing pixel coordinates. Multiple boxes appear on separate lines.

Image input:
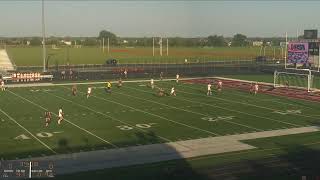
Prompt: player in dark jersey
<box><xmin>44</xmin><ymin>111</ymin><xmax>52</xmax><ymax>127</ymax></box>
<box><xmin>71</xmin><ymin>85</ymin><xmax>77</xmax><ymax>96</ymax></box>
<box><xmin>158</xmin><ymin>87</ymin><xmax>165</xmax><ymax>97</ymax></box>
<box><xmin>160</xmin><ymin>72</ymin><xmax>163</xmax><ymax>81</ymax></box>
<box><xmin>117</xmin><ymin>78</ymin><xmax>122</xmax><ymax>88</ymax></box>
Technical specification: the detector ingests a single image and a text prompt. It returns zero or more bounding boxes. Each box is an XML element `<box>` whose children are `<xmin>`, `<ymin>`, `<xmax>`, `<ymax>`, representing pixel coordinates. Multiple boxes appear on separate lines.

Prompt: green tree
<box><xmin>98</xmin><ymin>30</ymin><xmax>117</xmax><ymax>45</ymax></box>
<box><xmin>207</xmin><ymin>35</ymin><xmax>226</xmax><ymax>46</ymax></box>
<box><xmin>29</xmin><ymin>37</ymin><xmax>42</xmax><ymax>46</ymax></box>
<box><xmin>231</xmin><ymin>34</ymin><xmax>248</xmax><ymax>47</ymax></box>
<box><xmin>83</xmin><ymin>38</ymin><xmax>98</xmax><ymax>46</ymax></box>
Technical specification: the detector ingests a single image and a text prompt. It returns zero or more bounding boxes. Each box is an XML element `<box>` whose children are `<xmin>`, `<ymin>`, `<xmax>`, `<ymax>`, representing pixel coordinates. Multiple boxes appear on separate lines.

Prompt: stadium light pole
<box><xmin>166</xmin><ymin>38</ymin><xmax>169</xmax><ymax>56</ymax></box>
<box><xmin>160</xmin><ymin>37</ymin><xmax>162</xmax><ymax>56</ymax></box>
<box><xmin>107</xmin><ymin>37</ymin><xmax>109</xmax><ymax>54</ymax></box>
<box><xmin>102</xmin><ymin>38</ymin><xmax>105</xmax><ymax>53</ymax></box>
<box><xmin>285</xmin><ymin>32</ymin><xmax>288</xmax><ymax>69</ymax></box>
<box><xmin>152</xmin><ymin>37</ymin><xmax>154</xmax><ymax>56</ymax></box>
<box><xmin>318</xmin><ymin>45</ymin><xmax>320</xmax><ymax>72</ymax></box>
<box><xmin>42</xmin><ymin>0</ymin><xmax>46</xmax><ymax>72</ymax></box>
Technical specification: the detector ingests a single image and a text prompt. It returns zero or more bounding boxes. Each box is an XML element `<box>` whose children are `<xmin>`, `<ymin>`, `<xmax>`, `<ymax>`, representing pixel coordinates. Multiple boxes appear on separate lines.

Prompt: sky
<box><xmin>0</xmin><ymin>1</ymin><xmax>319</xmax><ymax>37</ymax></box>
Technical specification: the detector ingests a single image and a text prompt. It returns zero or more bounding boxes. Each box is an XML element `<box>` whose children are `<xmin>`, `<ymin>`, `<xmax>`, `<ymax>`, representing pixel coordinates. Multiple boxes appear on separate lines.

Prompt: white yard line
<box><xmin>42</xmin><ymin>91</ymin><xmax>176</xmax><ymax>145</ymax></box>
<box><xmin>60</xmin><ymin>86</ymin><xmax>219</xmax><ymax>136</ymax></box>
<box><xmin>181</xmin><ymin>97</ymin><xmax>300</xmax><ymax>127</ymax></box>
<box><xmin>5</xmin><ymin>77</ymin><xmax>209</xmax><ymax>88</ymax></box>
<box><xmin>18</xmin><ymin>126</ymin><xmax>320</xmax><ymax>176</ymax></box>
<box><xmin>176</xmin><ymin>82</ymin><xmax>319</xmax><ymax>121</ymax></box>
<box><xmin>120</xmin><ymin>86</ymin><xmax>262</xmax><ymax>132</ymax></box>
<box><xmin>184</xmin><ymin>82</ymin><xmax>316</xmax><ymax>110</ymax></box>
<box><xmin>158</xmin><ymin>81</ymin><xmax>305</xmax><ymax>127</ymax></box>
<box><xmin>160</xmin><ymin>88</ymin><xmax>301</xmax><ymax>128</ymax></box>
<box><xmin>7</xmin><ymin>90</ymin><xmax>118</xmax><ymax>148</ymax></box>
<box><xmin>0</xmin><ymin>108</ymin><xmax>57</xmax><ymax>154</ymax></box>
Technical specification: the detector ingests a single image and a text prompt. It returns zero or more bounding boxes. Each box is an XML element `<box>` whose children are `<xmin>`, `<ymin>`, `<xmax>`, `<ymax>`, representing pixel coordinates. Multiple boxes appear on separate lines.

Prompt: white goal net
<box><xmin>273</xmin><ymin>70</ymin><xmax>314</xmax><ymax>92</ymax></box>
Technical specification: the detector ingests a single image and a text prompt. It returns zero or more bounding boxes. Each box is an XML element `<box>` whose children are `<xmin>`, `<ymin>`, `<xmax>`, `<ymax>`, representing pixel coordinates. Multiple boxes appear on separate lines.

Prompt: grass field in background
<box><xmin>5</xmin><ymin>46</ymin><xmax>280</xmax><ymax>66</ymax></box>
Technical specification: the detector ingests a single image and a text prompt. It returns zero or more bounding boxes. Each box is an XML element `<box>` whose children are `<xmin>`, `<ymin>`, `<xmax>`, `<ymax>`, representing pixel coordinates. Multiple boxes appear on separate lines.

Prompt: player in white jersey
<box><xmin>124</xmin><ymin>69</ymin><xmax>128</xmax><ymax>78</ymax></box>
<box><xmin>170</xmin><ymin>87</ymin><xmax>176</xmax><ymax>96</ymax></box>
<box><xmin>1</xmin><ymin>80</ymin><xmax>5</xmax><ymax>91</ymax></box>
<box><xmin>150</xmin><ymin>78</ymin><xmax>154</xmax><ymax>89</ymax></box>
<box><xmin>87</xmin><ymin>87</ymin><xmax>92</xmax><ymax>98</ymax></box>
<box><xmin>217</xmin><ymin>80</ymin><xmax>222</xmax><ymax>92</ymax></box>
<box><xmin>58</xmin><ymin>107</ymin><xmax>64</xmax><ymax>125</ymax></box>
<box><xmin>207</xmin><ymin>83</ymin><xmax>212</xmax><ymax>96</ymax></box>
<box><xmin>254</xmin><ymin>83</ymin><xmax>259</xmax><ymax>95</ymax></box>
<box><xmin>176</xmin><ymin>74</ymin><xmax>180</xmax><ymax>83</ymax></box>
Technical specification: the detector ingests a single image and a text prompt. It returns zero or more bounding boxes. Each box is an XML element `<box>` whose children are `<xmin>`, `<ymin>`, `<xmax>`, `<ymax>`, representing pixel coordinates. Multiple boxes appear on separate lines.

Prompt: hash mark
<box><xmin>53</xmin><ymin>131</ymin><xmax>63</xmax><ymax>134</ymax></box>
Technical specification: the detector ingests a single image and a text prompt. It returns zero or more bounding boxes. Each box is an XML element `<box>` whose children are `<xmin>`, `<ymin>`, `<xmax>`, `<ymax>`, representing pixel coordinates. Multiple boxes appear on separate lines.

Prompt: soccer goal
<box><xmin>273</xmin><ymin>70</ymin><xmax>314</xmax><ymax>92</ymax></box>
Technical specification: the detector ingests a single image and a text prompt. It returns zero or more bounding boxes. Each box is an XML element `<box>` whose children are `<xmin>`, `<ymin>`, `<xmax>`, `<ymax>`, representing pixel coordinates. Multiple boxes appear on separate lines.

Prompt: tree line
<box><xmin>0</xmin><ymin>30</ymin><xmax>287</xmax><ymax>47</ymax></box>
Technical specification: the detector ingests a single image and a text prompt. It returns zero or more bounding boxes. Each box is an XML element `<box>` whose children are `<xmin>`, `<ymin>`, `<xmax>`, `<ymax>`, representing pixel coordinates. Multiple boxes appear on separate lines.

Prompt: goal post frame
<box><xmin>273</xmin><ymin>69</ymin><xmax>313</xmax><ymax>92</ymax></box>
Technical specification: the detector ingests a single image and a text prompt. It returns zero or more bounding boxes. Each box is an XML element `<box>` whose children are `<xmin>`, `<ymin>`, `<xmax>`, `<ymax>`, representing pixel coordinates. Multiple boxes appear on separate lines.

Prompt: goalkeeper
<box><xmin>105</xmin><ymin>81</ymin><xmax>112</xmax><ymax>93</ymax></box>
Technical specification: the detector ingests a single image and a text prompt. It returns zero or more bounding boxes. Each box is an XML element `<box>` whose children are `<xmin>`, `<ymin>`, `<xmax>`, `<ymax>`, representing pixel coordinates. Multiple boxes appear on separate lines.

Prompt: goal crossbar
<box><xmin>274</xmin><ymin>70</ymin><xmax>313</xmax><ymax>92</ymax></box>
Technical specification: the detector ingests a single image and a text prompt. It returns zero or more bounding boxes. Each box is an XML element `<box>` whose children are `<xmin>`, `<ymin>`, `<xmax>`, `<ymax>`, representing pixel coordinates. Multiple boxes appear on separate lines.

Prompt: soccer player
<box><xmin>249</xmin><ymin>83</ymin><xmax>253</xmax><ymax>94</ymax></box>
<box><xmin>1</xmin><ymin>80</ymin><xmax>5</xmax><ymax>91</ymax></box>
<box><xmin>58</xmin><ymin>107</ymin><xmax>64</xmax><ymax>125</ymax></box>
<box><xmin>44</xmin><ymin>111</ymin><xmax>52</xmax><ymax>127</ymax></box>
<box><xmin>87</xmin><ymin>86</ymin><xmax>92</xmax><ymax>98</ymax></box>
<box><xmin>71</xmin><ymin>85</ymin><xmax>77</xmax><ymax>96</ymax></box>
<box><xmin>105</xmin><ymin>81</ymin><xmax>112</xmax><ymax>93</ymax></box>
<box><xmin>117</xmin><ymin>78</ymin><xmax>122</xmax><ymax>88</ymax></box>
<box><xmin>158</xmin><ymin>87</ymin><xmax>165</xmax><ymax>97</ymax></box>
<box><xmin>254</xmin><ymin>83</ymin><xmax>259</xmax><ymax>95</ymax></box>
<box><xmin>217</xmin><ymin>80</ymin><xmax>222</xmax><ymax>92</ymax></box>
<box><xmin>170</xmin><ymin>87</ymin><xmax>176</xmax><ymax>96</ymax></box>
<box><xmin>176</xmin><ymin>73</ymin><xmax>180</xmax><ymax>83</ymax></box>
<box><xmin>160</xmin><ymin>72</ymin><xmax>163</xmax><ymax>81</ymax></box>
<box><xmin>150</xmin><ymin>78</ymin><xmax>154</xmax><ymax>89</ymax></box>
<box><xmin>207</xmin><ymin>83</ymin><xmax>212</xmax><ymax>96</ymax></box>
<box><xmin>124</xmin><ymin>69</ymin><xmax>128</xmax><ymax>79</ymax></box>
<box><xmin>285</xmin><ymin>80</ymin><xmax>290</xmax><ymax>89</ymax></box>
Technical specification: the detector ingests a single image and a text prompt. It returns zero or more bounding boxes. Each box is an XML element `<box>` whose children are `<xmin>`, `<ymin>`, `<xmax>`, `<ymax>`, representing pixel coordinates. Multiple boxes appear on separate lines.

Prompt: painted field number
<box><xmin>14</xmin><ymin>131</ymin><xmax>62</xmax><ymax>140</ymax></box>
<box><xmin>202</xmin><ymin>116</ymin><xmax>235</xmax><ymax>122</ymax></box>
<box><xmin>14</xmin><ymin>134</ymin><xmax>31</xmax><ymax>140</ymax></box>
<box><xmin>36</xmin><ymin>132</ymin><xmax>53</xmax><ymax>138</ymax></box>
<box><xmin>117</xmin><ymin>123</ymin><xmax>156</xmax><ymax>131</ymax></box>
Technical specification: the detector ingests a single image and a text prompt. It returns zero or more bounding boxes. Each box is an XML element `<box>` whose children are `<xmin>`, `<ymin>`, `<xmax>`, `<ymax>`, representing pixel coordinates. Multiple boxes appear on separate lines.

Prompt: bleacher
<box><xmin>0</xmin><ymin>49</ymin><xmax>15</xmax><ymax>72</ymax></box>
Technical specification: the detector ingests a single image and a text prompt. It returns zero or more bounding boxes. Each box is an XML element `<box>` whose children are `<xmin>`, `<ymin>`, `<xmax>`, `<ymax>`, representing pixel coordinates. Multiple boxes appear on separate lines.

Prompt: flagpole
<box><xmin>42</xmin><ymin>0</ymin><xmax>46</xmax><ymax>72</ymax></box>
<box><xmin>167</xmin><ymin>38</ymin><xmax>168</xmax><ymax>56</ymax></box>
<box><xmin>160</xmin><ymin>37</ymin><xmax>162</xmax><ymax>56</ymax></box>
<box><xmin>152</xmin><ymin>37</ymin><xmax>154</xmax><ymax>56</ymax></box>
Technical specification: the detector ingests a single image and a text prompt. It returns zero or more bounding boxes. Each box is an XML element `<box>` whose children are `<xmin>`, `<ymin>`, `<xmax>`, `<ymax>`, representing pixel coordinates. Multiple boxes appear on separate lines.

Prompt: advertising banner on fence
<box><xmin>288</xmin><ymin>42</ymin><xmax>309</xmax><ymax>64</ymax></box>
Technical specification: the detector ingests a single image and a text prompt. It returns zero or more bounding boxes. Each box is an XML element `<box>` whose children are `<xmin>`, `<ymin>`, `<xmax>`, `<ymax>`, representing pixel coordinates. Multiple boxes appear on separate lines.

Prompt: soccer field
<box><xmin>6</xmin><ymin>46</ymin><xmax>276</xmax><ymax>66</ymax></box>
<box><xmin>1</xmin><ymin>77</ymin><xmax>320</xmax><ymax>163</ymax></box>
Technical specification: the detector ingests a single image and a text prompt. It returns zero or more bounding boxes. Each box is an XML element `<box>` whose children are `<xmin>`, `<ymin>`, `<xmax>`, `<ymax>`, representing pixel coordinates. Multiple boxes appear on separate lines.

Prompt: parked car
<box><xmin>106</xmin><ymin>59</ymin><xmax>118</xmax><ymax>65</ymax></box>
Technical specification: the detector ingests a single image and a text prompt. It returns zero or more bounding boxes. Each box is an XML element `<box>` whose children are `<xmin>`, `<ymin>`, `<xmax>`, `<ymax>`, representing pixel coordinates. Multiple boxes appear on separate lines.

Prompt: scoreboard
<box><xmin>304</xmin><ymin>29</ymin><xmax>318</xmax><ymax>39</ymax></box>
<box><xmin>0</xmin><ymin>161</ymin><xmax>55</xmax><ymax>179</ymax></box>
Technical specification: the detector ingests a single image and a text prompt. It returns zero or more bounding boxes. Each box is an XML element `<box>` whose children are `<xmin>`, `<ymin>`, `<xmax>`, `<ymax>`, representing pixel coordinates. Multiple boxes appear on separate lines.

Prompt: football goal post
<box><xmin>273</xmin><ymin>70</ymin><xmax>314</xmax><ymax>92</ymax></box>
